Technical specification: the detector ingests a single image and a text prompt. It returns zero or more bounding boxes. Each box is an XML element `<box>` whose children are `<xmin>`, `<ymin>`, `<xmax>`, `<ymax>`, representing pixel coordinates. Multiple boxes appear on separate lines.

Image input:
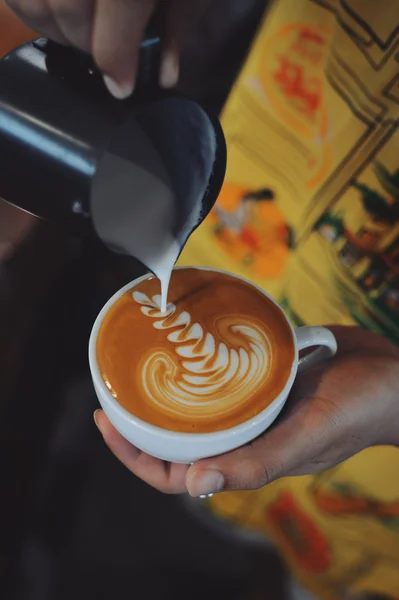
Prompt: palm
<box><xmin>96</xmin><ymin>327</ymin><xmax>399</xmax><ymax>496</ymax></box>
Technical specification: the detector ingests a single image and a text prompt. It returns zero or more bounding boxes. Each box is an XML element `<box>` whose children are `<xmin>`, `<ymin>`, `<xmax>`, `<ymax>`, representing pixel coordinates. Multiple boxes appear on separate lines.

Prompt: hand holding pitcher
<box><xmin>6</xmin><ymin>0</ymin><xmax>209</xmax><ymax>97</ymax></box>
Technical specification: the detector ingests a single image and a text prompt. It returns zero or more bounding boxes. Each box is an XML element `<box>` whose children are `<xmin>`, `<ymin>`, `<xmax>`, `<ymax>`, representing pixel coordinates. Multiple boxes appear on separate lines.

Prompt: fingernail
<box><xmin>189</xmin><ymin>470</ymin><xmax>224</xmax><ymax>498</ymax></box>
<box><xmin>160</xmin><ymin>44</ymin><xmax>180</xmax><ymax>88</ymax></box>
<box><xmin>103</xmin><ymin>75</ymin><xmax>134</xmax><ymax>100</ymax></box>
<box><xmin>93</xmin><ymin>409</ymin><xmax>101</xmax><ymax>429</ymax></box>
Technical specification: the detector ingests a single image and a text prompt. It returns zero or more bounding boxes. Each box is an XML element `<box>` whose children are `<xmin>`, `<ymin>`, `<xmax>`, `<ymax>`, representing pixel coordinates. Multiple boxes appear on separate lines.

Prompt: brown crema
<box><xmin>97</xmin><ymin>268</ymin><xmax>295</xmax><ymax>433</ymax></box>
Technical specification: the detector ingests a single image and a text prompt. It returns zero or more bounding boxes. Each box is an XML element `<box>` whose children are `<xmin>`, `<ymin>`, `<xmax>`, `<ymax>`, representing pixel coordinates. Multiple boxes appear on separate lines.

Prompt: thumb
<box><xmin>186</xmin><ymin>396</ymin><xmax>329</xmax><ymax>497</ymax></box>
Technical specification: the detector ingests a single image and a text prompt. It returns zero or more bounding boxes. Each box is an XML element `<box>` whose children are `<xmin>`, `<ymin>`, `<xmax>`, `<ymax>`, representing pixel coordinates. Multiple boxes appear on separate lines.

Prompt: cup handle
<box><xmin>295</xmin><ymin>327</ymin><xmax>338</xmax><ymax>373</ymax></box>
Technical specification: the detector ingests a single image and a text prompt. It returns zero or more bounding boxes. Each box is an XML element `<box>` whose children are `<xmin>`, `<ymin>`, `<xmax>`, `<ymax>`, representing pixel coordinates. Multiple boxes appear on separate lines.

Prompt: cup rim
<box><xmin>89</xmin><ymin>266</ymin><xmax>299</xmax><ymax>441</ymax></box>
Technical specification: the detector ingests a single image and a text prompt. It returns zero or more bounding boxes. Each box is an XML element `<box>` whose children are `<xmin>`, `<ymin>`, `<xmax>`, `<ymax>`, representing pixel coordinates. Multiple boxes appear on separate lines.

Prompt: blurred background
<box><xmin>0</xmin><ymin>1</ymin><xmax>292</xmax><ymax>598</ymax></box>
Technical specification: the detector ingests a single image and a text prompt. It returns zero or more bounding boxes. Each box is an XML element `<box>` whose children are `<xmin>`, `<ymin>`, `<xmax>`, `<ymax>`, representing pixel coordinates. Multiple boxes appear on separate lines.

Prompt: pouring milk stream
<box><xmin>89</xmin><ymin>98</ymin><xmax>219</xmax><ymax>311</ymax></box>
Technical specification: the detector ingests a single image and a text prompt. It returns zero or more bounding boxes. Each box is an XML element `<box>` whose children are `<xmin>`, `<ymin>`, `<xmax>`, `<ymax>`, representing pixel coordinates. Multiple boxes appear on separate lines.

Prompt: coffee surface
<box><xmin>97</xmin><ymin>269</ymin><xmax>295</xmax><ymax>433</ymax></box>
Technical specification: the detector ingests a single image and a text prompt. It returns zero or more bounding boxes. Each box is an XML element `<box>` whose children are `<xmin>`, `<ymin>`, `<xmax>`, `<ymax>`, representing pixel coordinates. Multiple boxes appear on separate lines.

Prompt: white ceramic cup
<box><xmin>89</xmin><ymin>267</ymin><xmax>337</xmax><ymax>464</ymax></box>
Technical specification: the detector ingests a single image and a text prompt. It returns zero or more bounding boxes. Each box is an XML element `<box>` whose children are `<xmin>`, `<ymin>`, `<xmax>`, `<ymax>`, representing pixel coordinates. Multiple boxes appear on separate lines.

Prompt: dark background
<box><xmin>0</xmin><ymin>2</ymin><xmax>291</xmax><ymax>598</ymax></box>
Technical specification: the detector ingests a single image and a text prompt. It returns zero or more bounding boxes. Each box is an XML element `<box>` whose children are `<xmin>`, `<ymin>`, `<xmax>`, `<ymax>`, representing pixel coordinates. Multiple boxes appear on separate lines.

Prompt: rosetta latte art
<box><xmin>132</xmin><ymin>291</ymin><xmax>273</xmax><ymax>420</ymax></box>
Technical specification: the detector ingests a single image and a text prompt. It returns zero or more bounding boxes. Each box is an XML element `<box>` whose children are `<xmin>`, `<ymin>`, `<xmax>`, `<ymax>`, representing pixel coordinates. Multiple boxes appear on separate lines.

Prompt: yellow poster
<box><xmin>180</xmin><ymin>1</ymin><xmax>399</xmax><ymax>597</ymax></box>
<box><xmin>181</xmin><ymin>0</ymin><xmax>399</xmax><ymax>344</ymax></box>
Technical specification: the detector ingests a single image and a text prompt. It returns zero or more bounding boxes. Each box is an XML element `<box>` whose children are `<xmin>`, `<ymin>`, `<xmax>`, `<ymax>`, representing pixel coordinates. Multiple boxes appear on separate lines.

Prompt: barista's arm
<box><xmin>6</xmin><ymin>0</ymin><xmax>209</xmax><ymax>98</ymax></box>
<box><xmin>95</xmin><ymin>326</ymin><xmax>399</xmax><ymax>496</ymax></box>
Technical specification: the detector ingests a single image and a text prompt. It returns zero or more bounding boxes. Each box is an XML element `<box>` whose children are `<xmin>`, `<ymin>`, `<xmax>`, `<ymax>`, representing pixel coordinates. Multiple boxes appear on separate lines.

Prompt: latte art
<box><xmin>97</xmin><ymin>268</ymin><xmax>295</xmax><ymax>433</ymax></box>
<box><xmin>132</xmin><ymin>292</ymin><xmax>272</xmax><ymax>420</ymax></box>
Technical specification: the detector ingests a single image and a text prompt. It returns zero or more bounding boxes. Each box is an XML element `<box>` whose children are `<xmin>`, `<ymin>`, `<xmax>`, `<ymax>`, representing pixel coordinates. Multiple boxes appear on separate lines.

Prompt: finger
<box><xmin>48</xmin><ymin>0</ymin><xmax>95</xmax><ymax>52</ymax></box>
<box><xmin>186</xmin><ymin>395</ymin><xmax>337</xmax><ymax>497</ymax></box>
<box><xmin>94</xmin><ymin>410</ymin><xmax>188</xmax><ymax>494</ymax></box>
<box><xmin>6</xmin><ymin>0</ymin><xmax>69</xmax><ymax>45</ymax></box>
<box><xmin>92</xmin><ymin>0</ymin><xmax>156</xmax><ymax>99</ymax></box>
<box><xmin>160</xmin><ymin>0</ymin><xmax>209</xmax><ymax>87</ymax></box>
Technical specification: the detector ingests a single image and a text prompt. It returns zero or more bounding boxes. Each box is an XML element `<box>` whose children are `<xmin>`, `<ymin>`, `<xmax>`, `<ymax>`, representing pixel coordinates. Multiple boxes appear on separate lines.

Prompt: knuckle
<box><xmin>15</xmin><ymin>0</ymin><xmax>47</xmax><ymax>19</ymax></box>
<box><xmin>158</xmin><ymin>481</ymin><xmax>184</xmax><ymax>495</ymax></box>
<box><xmin>94</xmin><ymin>44</ymin><xmax>132</xmax><ymax>79</ymax></box>
<box><xmin>92</xmin><ymin>35</ymin><xmax>129</xmax><ymax>74</ymax></box>
<box><xmin>93</xmin><ymin>46</ymin><xmax>117</xmax><ymax>75</ymax></box>
<box><xmin>236</xmin><ymin>459</ymin><xmax>277</xmax><ymax>490</ymax></box>
<box><xmin>48</xmin><ymin>0</ymin><xmax>84</xmax><ymax>19</ymax></box>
